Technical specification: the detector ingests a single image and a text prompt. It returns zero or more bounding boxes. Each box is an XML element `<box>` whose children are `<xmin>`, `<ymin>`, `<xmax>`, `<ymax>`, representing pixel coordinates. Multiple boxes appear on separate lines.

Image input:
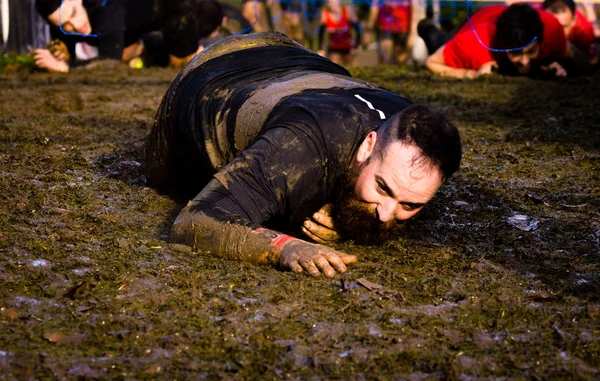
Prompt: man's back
<box><xmin>147</xmin><ymin>33</ymin><xmax>412</xmax><ymax>224</ymax></box>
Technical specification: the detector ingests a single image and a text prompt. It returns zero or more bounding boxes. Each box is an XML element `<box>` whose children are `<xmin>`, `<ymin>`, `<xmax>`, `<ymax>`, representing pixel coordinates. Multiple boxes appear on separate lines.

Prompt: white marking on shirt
<box><xmin>354</xmin><ymin>94</ymin><xmax>386</xmax><ymax>120</ymax></box>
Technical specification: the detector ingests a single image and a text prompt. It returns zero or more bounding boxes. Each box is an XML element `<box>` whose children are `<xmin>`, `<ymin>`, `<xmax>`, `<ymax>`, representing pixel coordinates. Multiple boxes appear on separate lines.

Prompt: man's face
<box><xmin>327</xmin><ymin>0</ymin><xmax>341</xmax><ymax>10</ymax></box>
<box><xmin>47</xmin><ymin>0</ymin><xmax>92</xmax><ymax>35</ymax></box>
<box><xmin>547</xmin><ymin>4</ymin><xmax>575</xmax><ymax>34</ymax></box>
<box><xmin>354</xmin><ymin>139</ymin><xmax>443</xmax><ymax>222</ymax></box>
<box><xmin>506</xmin><ymin>41</ymin><xmax>540</xmax><ymax>73</ymax></box>
<box><xmin>331</xmin><ymin>134</ymin><xmax>443</xmax><ymax>244</ymax></box>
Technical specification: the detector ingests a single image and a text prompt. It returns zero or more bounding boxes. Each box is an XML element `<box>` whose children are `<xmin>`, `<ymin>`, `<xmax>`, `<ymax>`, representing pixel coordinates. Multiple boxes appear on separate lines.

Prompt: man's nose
<box><xmin>377</xmin><ymin>200</ymin><xmax>397</xmax><ymax>223</ymax></box>
<box><xmin>72</xmin><ymin>18</ymin><xmax>85</xmax><ymax>33</ymax></box>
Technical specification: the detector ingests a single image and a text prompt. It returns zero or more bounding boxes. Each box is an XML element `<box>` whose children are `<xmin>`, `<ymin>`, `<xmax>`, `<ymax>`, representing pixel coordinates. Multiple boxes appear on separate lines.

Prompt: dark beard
<box><xmin>330</xmin><ymin>162</ymin><xmax>405</xmax><ymax>245</ymax></box>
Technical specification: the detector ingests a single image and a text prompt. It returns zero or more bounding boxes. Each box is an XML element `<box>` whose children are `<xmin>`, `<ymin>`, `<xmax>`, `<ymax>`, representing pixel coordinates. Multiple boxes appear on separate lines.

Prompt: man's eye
<box><xmin>401</xmin><ymin>203</ymin><xmax>419</xmax><ymax>212</ymax></box>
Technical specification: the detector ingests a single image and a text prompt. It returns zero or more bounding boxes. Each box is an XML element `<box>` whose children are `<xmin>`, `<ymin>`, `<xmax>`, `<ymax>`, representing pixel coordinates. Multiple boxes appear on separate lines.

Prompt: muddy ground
<box><xmin>0</xmin><ymin>61</ymin><xmax>598</xmax><ymax>380</ymax></box>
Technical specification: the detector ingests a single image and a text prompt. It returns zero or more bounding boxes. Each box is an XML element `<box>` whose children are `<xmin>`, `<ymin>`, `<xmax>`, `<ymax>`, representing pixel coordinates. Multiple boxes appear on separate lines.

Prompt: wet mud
<box><xmin>0</xmin><ymin>63</ymin><xmax>599</xmax><ymax>379</ymax></box>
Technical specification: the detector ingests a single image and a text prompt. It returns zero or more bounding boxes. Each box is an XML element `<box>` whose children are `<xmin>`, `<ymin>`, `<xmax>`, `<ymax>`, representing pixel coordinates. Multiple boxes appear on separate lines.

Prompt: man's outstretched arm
<box><xmin>171</xmin><ymin>202</ymin><xmax>357</xmax><ymax>277</ymax></box>
<box><xmin>426</xmin><ymin>43</ymin><xmax>497</xmax><ymax>79</ymax></box>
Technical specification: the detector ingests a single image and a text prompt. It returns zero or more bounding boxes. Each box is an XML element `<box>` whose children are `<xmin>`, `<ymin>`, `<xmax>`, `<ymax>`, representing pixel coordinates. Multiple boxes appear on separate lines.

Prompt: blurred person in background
<box><xmin>364</xmin><ymin>0</ymin><xmax>420</xmax><ymax>64</ymax></box>
<box><xmin>241</xmin><ymin>0</ymin><xmax>273</xmax><ymax>33</ymax></box>
<box><xmin>543</xmin><ymin>0</ymin><xmax>598</xmax><ymax>64</ymax></box>
<box><xmin>317</xmin><ymin>0</ymin><xmax>361</xmax><ymax>65</ymax></box>
<box><xmin>33</xmin><ymin>0</ymin><xmax>200</xmax><ymax>72</ymax></box>
<box><xmin>196</xmin><ymin>0</ymin><xmax>231</xmax><ymax>50</ymax></box>
<box><xmin>279</xmin><ymin>0</ymin><xmax>306</xmax><ymax>44</ymax></box>
<box><xmin>221</xmin><ymin>2</ymin><xmax>253</xmax><ymax>34</ymax></box>
<box><xmin>122</xmin><ymin>0</ymin><xmax>251</xmax><ymax>69</ymax></box>
<box><xmin>127</xmin><ymin>0</ymin><xmax>251</xmax><ymax>69</ymax></box>
<box><xmin>0</xmin><ymin>0</ymin><xmax>50</xmax><ymax>54</ymax></box>
<box><xmin>425</xmin><ymin>4</ymin><xmax>576</xmax><ymax>79</ymax></box>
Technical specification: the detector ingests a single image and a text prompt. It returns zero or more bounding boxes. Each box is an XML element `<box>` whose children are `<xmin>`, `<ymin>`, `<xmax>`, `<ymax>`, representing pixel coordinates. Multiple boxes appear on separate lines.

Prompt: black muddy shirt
<box><xmin>49</xmin><ymin>0</ymin><xmax>198</xmax><ymax>66</ymax></box>
<box><xmin>147</xmin><ymin>34</ymin><xmax>413</xmax><ymax>233</ymax></box>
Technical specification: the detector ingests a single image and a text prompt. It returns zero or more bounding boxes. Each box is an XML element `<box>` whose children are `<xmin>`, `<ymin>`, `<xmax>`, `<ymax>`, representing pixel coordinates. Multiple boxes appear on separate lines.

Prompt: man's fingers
<box><xmin>312</xmin><ymin>212</ymin><xmax>336</xmax><ymax>230</ymax></box>
<box><xmin>314</xmin><ymin>204</ymin><xmax>336</xmax><ymax>229</ymax></box>
<box><xmin>279</xmin><ymin>240</ymin><xmax>354</xmax><ymax>277</ymax></box>
<box><xmin>339</xmin><ymin>253</ymin><xmax>358</xmax><ymax>265</ymax></box>
<box><xmin>35</xmin><ymin>58</ymin><xmax>48</xmax><ymax>68</ymax></box>
<box><xmin>303</xmin><ymin>220</ymin><xmax>340</xmax><ymax>242</ymax></box>
<box><xmin>316</xmin><ymin>203</ymin><xmax>333</xmax><ymax>215</ymax></box>
<box><xmin>313</xmin><ymin>256</ymin><xmax>336</xmax><ymax>278</ymax></box>
<box><xmin>53</xmin><ymin>51</ymin><xmax>66</xmax><ymax>60</ymax></box>
<box><xmin>298</xmin><ymin>258</ymin><xmax>321</xmax><ymax>277</ymax></box>
<box><xmin>301</xmin><ymin>225</ymin><xmax>326</xmax><ymax>244</ymax></box>
<box><xmin>549</xmin><ymin>62</ymin><xmax>566</xmax><ymax>77</ymax></box>
<box><xmin>323</xmin><ymin>252</ymin><xmax>347</xmax><ymax>274</ymax></box>
<box><xmin>281</xmin><ymin>253</ymin><xmax>304</xmax><ymax>274</ymax></box>
<box><xmin>288</xmin><ymin>260</ymin><xmax>304</xmax><ymax>274</ymax></box>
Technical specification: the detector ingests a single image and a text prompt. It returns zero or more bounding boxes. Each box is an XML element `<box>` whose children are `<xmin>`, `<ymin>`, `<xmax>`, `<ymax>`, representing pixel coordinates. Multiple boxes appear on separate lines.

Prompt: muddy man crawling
<box><xmin>145</xmin><ymin>32</ymin><xmax>462</xmax><ymax>278</ymax></box>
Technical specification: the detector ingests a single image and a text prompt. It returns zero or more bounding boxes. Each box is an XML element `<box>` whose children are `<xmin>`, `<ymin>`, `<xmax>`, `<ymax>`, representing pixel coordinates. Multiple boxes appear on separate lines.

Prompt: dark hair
<box><xmin>36</xmin><ymin>0</ymin><xmax>103</xmax><ymax>20</ymax></box>
<box><xmin>374</xmin><ymin>104</ymin><xmax>462</xmax><ymax>181</ymax></box>
<box><xmin>196</xmin><ymin>0</ymin><xmax>225</xmax><ymax>38</ymax></box>
<box><xmin>542</xmin><ymin>0</ymin><xmax>575</xmax><ymax>15</ymax></box>
<box><xmin>495</xmin><ymin>3</ymin><xmax>544</xmax><ymax>50</ymax></box>
<box><xmin>36</xmin><ymin>0</ymin><xmax>61</xmax><ymax>18</ymax></box>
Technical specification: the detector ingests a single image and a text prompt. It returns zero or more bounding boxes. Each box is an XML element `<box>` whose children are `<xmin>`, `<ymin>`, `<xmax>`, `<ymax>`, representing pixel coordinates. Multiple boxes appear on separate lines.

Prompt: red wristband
<box><xmin>271</xmin><ymin>234</ymin><xmax>296</xmax><ymax>251</ymax></box>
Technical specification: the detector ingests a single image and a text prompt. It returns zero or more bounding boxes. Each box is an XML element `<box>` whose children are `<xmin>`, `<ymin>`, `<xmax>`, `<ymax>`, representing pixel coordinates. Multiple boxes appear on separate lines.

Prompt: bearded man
<box><xmin>145</xmin><ymin>32</ymin><xmax>462</xmax><ymax>278</ymax></box>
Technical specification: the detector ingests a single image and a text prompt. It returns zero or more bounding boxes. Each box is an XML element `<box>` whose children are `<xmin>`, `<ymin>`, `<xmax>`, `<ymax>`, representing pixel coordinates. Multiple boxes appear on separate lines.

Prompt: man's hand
<box><xmin>541</xmin><ymin>61</ymin><xmax>567</xmax><ymax>77</ymax></box>
<box><xmin>33</xmin><ymin>49</ymin><xmax>69</xmax><ymax>73</ymax></box>
<box><xmin>301</xmin><ymin>203</ymin><xmax>341</xmax><ymax>244</ymax></box>
<box><xmin>463</xmin><ymin>61</ymin><xmax>498</xmax><ymax>79</ymax></box>
<box><xmin>477</xmin><ymin>61</ymin><xmax>498</xmax><ymax>76</ymax></box>
<box><xmin>45</xmin><ymin>39</ymin><xmax>70</xmax><ymax>61</ymax></box>
<box><xmin>279</xmin><ymin>239</ymin><xmax>357</xmax><ymax>278</ymax></box>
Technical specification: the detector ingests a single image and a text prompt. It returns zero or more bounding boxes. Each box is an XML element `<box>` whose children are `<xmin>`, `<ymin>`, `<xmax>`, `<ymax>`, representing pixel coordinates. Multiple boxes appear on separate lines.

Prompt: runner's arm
<box><xmin>426</xmin><ymin>44</ymin><xmax>479</xmax><ymax>78</ymax></box>
<box><xmin>170</xmin><ymin>125</ymin><xmax>358</xmax><ymax>277</ymax></box>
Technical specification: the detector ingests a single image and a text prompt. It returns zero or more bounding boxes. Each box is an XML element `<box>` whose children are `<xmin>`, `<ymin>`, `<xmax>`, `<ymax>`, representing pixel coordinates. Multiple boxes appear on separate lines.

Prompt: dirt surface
<box><xmin>0</xmin><ymin>62</ymin><xmax>599</xmax><ymax>380</ymax></box>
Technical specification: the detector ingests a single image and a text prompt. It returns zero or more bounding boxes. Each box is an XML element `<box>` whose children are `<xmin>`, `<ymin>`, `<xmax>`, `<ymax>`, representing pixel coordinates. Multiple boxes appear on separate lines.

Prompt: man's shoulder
<box><xmin>537</xmin><ymin>9</ymin><xmax>567</xmax><ymax>57</ymax></box>
<box><xmin>271</xmin><ymin>87</ymin><xmax>411</xmax><ymax>124</ymax></box>
<box><xmin>445</xmin><ymin>22</ymin><xmax>495</xmax><ymax>69</ymax></box>
<box><xmin>264</xmin><ymin>88</ymin><xmax>408</xmax><ymax>156</ymax></box>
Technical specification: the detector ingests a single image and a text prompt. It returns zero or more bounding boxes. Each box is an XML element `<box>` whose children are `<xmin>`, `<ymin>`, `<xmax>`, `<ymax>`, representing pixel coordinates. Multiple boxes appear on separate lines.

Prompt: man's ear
<box><xmin>356</xmin><ymin>131</ymin><xmax>377</xmax><ymax>164</ymax></box>
<box><xmin>222</xmin><ymin>16</ymin><xmax>228</xmax><ymax>27</ymax></box>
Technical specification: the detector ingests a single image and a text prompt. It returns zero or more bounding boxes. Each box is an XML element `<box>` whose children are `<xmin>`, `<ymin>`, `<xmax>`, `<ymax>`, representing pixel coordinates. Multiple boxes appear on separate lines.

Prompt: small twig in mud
<box><xmin>357</xmin><ymin>278</ymin><xmax>383</xmax><ymax>291</ymax></box>
<box><xmin>558</xmin><ymin>203</ymin><xmax>588</xmax><ymax>209</ymax></box>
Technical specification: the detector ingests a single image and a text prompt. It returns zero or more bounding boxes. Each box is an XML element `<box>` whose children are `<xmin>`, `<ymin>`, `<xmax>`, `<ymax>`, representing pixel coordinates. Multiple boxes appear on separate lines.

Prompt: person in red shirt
<box><xmin>543</xmin><ymin>0</ymin><xmax>598</xmax><ymax>64</ymax></box>
<box><xmin>317</xmin><ymin>0</ymin><xmax>361</xmax><ymax>66</ymax></box>
<box><xmin>426</xmin><ymin>3</ymin><xmax>573</xmax><ymax>79</ymax></box>
<box><xmin>364</xmin><ymin>0</ymin><xmax>420</xmax><ymax>64</ymax></box>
